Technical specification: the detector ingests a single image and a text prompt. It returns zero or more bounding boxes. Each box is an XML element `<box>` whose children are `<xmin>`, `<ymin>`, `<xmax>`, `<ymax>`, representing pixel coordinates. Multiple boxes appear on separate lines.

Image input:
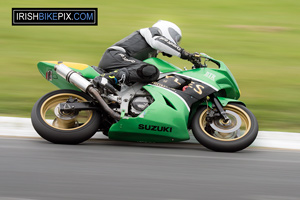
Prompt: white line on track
<box><xmin>1</xmin><ymin>116</ymin><xmax>299</xmax><ymax>150</ymax></box>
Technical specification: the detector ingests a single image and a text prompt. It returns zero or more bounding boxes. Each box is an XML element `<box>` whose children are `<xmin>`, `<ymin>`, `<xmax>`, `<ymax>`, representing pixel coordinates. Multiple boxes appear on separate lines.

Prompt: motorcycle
<box><xmin>31</xmin><ymin>53</ymin><xmax>258</xmax><ymax>152</ymax></box>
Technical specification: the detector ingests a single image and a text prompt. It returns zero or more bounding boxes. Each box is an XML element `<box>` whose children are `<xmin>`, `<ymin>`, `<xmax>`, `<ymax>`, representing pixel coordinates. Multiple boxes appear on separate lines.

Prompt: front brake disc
<box><xmin>209</xmin><ymin>110</ymin><xmax>242</xmax><ymax>133</ymax></box>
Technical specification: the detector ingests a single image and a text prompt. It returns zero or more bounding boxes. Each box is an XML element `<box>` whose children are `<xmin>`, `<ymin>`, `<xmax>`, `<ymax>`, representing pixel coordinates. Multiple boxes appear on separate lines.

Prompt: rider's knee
<box><xmin>137</xmin><ymin>64</ymin><xmax>159</xmax><ymax>82</ymax></box>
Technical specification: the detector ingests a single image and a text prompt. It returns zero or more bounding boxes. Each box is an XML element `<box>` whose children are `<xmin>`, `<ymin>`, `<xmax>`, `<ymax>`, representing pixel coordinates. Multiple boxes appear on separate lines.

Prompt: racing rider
<box><xmin>93</xmin><ymin>20</ymin><xmax>201</xmax><ymax>89</ymax></box>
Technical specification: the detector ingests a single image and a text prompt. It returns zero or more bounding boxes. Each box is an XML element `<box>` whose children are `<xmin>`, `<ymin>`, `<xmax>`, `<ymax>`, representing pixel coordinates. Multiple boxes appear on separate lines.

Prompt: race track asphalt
<box><xmin>0</xmin><ymin>137</ymin><xmax>300</xmax><ymax>200</ymax></box>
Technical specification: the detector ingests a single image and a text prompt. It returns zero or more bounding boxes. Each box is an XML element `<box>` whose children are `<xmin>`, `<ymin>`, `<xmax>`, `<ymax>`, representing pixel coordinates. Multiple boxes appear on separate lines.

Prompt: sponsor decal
<box><xmin>151</xmin><ymin>81</ymin><xmax>176</xmax><ymax>91</ymax></box>
<box><xmin>12</xmin><ymin>8</ymin><xmax>97</xmax><ymax>26</ymax></box>
<box><xmin>150</xmin><ymin>82</ymin><xmax>191</xmax><ymax>111</ymax></box>
<box><xmin>163</xmin><ymin>75</ymin><xmax>183</xmax><ymax>86</ymax></box>
<box><xmin>156</xmin><ymin>37</ymin><xmax>182</xmax><ymax>52</ymax></box>
<box><xmin>118</xmin><ymin>53</ymin><xmax>136</xmax><ymax>63</ymax></box>
<box><xmin>187</xmin><ymin>81</ymin><xmax>205</xmax><ymax>95</ymax></box>
<box><xmin>204</xmin><ymin>71</ymin><xmax>216</xmax><ymax>81</ymax></box>
<box><xmin>138</xmin><ymin>124</ymin><xmax>173</xmax><ymax>133</ymax></box>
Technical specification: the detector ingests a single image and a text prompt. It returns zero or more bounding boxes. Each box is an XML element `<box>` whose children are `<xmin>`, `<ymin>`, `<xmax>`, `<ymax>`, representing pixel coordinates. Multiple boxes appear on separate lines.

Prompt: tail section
<box><xmin>37</xmin><ymin>61</ymin><xmax>99</xmax><ymax>90</ymax></box>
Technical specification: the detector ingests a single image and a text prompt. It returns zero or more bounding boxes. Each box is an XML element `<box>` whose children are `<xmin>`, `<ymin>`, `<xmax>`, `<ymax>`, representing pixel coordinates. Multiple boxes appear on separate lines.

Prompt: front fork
<box><xmin>207</xmin><ymin>95</ymin><xmax>230</xmax><ymax>123</ymax></box>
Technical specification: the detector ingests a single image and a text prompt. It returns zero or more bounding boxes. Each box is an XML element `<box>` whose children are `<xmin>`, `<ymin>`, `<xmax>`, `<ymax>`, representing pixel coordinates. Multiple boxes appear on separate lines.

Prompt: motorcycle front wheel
<box><xmin>192</xmin><ymin>103</ymin><xmax>258</xmax><ymax>152</ymax></box>
<box><xmin>31</xmin><ymin>89</ymin><xmax>101</xmax><ymax>144</ymax></box>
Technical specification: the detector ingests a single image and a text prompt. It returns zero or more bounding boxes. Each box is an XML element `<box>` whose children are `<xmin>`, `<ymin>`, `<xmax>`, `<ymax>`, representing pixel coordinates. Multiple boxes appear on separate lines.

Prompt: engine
<box><xmin>129</xmin><ymin>96</ymin><xmax>153</xmax><ymax>117</ymax></box>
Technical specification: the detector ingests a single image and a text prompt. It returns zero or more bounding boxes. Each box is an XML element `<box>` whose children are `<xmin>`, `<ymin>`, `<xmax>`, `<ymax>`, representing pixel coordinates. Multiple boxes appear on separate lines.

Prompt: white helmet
<box><xmin>152</xmin><ymin>20</ymin><xmax>182</xmax><ymax>44</ymax></box>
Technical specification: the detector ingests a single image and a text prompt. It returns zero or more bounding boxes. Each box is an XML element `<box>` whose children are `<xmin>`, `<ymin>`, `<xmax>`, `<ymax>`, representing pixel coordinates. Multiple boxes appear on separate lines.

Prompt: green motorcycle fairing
<box><xmin>144</xmin><ymin>57</ymin><xmax>183</xmax><ymax>73</ymax></box>
<box><xmin>37</xmin><ymin>61</ymin><xmax>100</xmax><ymax>90</ymax></box>
<box><xmin>108</xmin><ymin>84</ymin><xmax>190</xmax><ymax>142</ymax></box>
<box><xmin>109</xmin><ymin>57</ymin><xmax>243</xmax><ymax>143</ymax></box>
<box><xmin>145</xmin><ymin>57</ymin><xmax>240</xmax><ymax>100</ymax></box>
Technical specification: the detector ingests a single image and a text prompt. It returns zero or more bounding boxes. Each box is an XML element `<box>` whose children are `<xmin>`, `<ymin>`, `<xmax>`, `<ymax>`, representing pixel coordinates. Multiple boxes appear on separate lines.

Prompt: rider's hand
<box><xmin>188</xmin><ymin>52</ymin><xmax>201</xmax><ymax>63</ymax></box>
<box><xmin>181</xmin><ymin>50</ymin><xmax>202</xmax><ymax>68</ymax></box>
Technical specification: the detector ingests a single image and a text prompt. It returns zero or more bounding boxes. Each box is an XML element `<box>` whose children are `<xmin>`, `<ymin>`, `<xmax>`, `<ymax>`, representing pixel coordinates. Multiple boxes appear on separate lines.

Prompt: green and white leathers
<box><xmin>32</xmin><ymin>53</ymin><xmax>258</xmax><ymax>152</ymax></box>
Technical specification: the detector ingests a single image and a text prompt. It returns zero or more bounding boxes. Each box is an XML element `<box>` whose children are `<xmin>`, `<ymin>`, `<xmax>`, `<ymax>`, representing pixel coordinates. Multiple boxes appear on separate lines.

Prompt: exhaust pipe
<box><xmin>87</xmin><ymin>87</ymin><xmax>121</xmax><ymax>120</ymax></box>
<box><xmin>54</xmin><ymin>63</ymin><xmax>92</xmax><ymax>92</ymax></box>
<box><xmin>54</xmin><ymin>63</ymin><xmax>121</xmax><ymax>120</ymax></box>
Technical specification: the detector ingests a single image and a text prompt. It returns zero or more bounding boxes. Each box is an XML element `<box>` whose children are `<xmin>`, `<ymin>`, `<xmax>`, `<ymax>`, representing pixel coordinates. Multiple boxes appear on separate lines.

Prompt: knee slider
<box><xmin>137</xmin><ymin>64</ymin><xmax>159</xmax><ymax>81</ymax></box>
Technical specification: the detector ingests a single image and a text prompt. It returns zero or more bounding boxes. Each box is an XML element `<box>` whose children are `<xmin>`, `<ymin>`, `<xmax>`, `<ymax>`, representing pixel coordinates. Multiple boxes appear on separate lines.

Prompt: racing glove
<box><xmin>180</xmin><ymin>50</ymin><xmax>202</xmax><ymax>68</ymax></box>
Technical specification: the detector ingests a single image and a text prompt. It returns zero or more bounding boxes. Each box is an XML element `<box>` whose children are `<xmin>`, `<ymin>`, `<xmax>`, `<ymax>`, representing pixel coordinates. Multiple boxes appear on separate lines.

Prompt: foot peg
<box><xmin>93</xmin><ymin>76</ymin><xmax>118</xmax><ymax>94</ymax></box>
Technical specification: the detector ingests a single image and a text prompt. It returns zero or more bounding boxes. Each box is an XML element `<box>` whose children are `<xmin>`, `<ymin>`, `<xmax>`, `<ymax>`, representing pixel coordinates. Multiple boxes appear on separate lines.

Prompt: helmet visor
<box><xmin>168</xmin><ymin>27</ymin><xmax>181</xmax><ymax>44</ymax></box>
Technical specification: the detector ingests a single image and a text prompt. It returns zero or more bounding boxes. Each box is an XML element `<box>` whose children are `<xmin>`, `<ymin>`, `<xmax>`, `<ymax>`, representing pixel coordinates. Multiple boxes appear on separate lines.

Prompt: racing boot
<box><xmin>93</xmin><ymin>69</ymin><xmax>128</xmax><ymax>93</ymax></box>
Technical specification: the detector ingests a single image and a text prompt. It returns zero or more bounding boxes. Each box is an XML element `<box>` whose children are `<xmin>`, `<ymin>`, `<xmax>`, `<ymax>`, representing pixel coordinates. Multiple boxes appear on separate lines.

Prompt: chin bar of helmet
<box><xmin>54</xmin><ymin>63</ymin><xmax>121</xmax><ymax>120</ymax></box>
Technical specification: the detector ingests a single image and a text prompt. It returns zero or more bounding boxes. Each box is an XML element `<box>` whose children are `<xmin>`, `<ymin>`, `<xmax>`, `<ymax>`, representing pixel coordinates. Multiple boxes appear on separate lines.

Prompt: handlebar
<box><xmin>190</xmin><ymin>53</ymin><xmax>205</xmax><ymax>68</ymax></box>
<box><xmin>195</xmin><ymin>53</ymin><xmax>221</xmax><ymax>69</ymax></box>
<box><xmin>192</xmin><ymin>61</ymin><xmax>205</xmax><ymax>69</ymax></box>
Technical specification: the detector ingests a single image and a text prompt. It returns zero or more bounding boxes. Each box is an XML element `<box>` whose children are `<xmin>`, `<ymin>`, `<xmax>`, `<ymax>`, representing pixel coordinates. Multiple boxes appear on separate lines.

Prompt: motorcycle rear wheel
<box><xmin>192</xmin><ymin>103</ymin><xmax>258</xmax><ymax>152</ymax></box>
<box><xmin>31</xmin><ymin>89</ymin><xmax>101</xmax><ymax>144</ymax></box>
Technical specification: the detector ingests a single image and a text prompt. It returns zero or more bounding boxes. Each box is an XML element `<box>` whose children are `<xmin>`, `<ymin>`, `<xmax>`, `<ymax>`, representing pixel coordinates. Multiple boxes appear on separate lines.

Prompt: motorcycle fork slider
<box><xmin>210</xmin><ymin>95</ymin><xmax>230</xmax><ymax>123</ymax></box>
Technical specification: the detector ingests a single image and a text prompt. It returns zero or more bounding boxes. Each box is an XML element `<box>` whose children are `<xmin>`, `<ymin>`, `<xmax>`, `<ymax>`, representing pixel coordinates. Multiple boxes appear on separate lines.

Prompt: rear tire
<box><xmin>192</xmin><ymin>103</ymin><xmax>258</xmax><ymax>152</ymax></box>
<box><xmin>31</xmin><ymin>89</ymin><xmax>101</xmax><ymax>144</ymax></box>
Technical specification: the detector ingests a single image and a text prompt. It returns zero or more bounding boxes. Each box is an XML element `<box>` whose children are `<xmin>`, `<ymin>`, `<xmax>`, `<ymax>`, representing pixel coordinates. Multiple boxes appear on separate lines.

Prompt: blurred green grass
<box><xmin>0</xmin><ymin>0</ymin><xmax>299</xmax><ymax>132</ymax></box>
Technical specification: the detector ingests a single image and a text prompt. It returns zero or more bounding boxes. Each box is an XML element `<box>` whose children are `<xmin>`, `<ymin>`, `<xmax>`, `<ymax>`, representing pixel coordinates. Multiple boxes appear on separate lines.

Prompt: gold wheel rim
<box><xmin>40</xmin><ymin>93</ymin><xmax>93</xmax><ymax>131</ymax></box>
<box><xmin>199</xmin><ymin>104</ymin><xmax>251</xmax><ymax>141</ymax></box>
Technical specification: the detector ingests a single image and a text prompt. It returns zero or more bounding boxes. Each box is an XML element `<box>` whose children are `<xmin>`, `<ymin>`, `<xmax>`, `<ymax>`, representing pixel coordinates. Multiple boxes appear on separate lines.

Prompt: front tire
<box><xmin>192</xmin><ymin>103</ymin><xmax>258</xmax><ymax>152</ymax></box>
<box><xmin>31</xmin><ymin>89</ymin><xmax>101</xmax><ymax>144</ymax></box>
